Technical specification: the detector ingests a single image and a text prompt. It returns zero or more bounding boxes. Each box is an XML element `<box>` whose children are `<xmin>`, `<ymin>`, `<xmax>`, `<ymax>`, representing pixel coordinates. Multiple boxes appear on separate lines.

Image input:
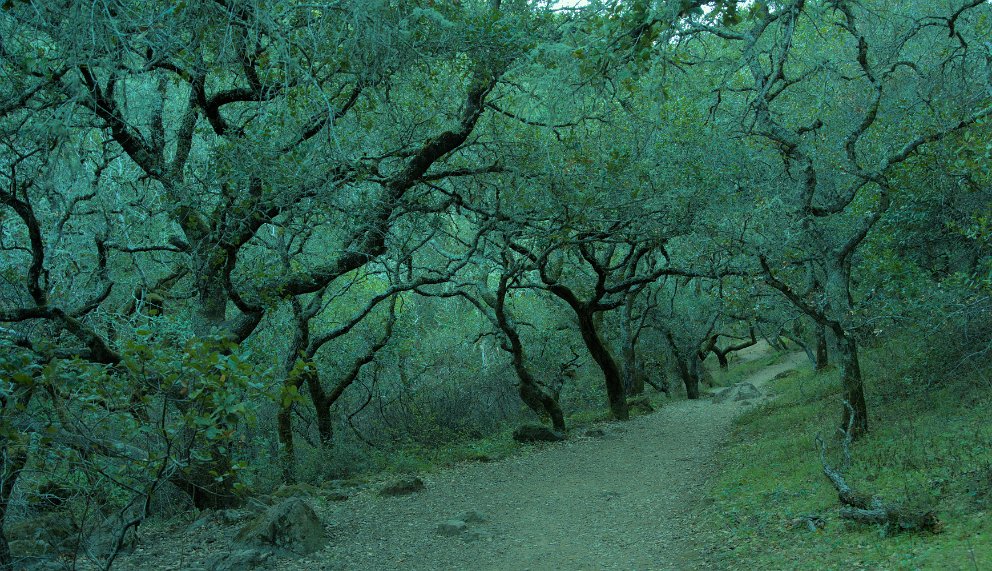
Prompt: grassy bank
<box><xmin>697</xmin><ymin>340</ymin><xmax>992</xmax><ymax>569</ymax></box>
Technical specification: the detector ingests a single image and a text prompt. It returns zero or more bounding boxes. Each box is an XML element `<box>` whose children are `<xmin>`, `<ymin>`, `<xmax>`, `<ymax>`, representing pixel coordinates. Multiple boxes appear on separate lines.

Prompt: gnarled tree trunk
<box><xmin>663</xmin><ymin>328</ymin><xmax>703</xmax><ymax>399</ymax></box>
<box><xmin>815</xmin><ymin>326</ymin><xmax>829</xmax><ymax>370</ymax></box>
<box><xmin>833</xmin><ymin>329</ymin><xmax>868</xmax><ymax>438</ymax></box>
<box><xmin>577</xmin><ymin>310</ymin><xmax>629</xmax><ymax>420</ymax></box>
<box><xmin>620</xmin><ymin>295</ymin><xmax>646</xmax><ymax>396</ymax></box>
<box><xmin>490</xmin><ymin>276</ymin><xmax>566</xmax><ymax>430</ymax></box>
<box><xmin>0</xmin><ymin>448</ymin><xmax>27</xmax><ymax>571</ymax></box>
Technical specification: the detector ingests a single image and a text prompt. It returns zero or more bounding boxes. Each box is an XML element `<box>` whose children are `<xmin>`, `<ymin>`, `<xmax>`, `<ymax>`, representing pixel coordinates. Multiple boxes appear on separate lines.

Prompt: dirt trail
<box><xmin>294</xmin><ymin>350</ymin><xmax>808</xmax><ymax>571</ymax></box>
<box><xmin>123</xmin><ymin>350</ymin><xmax>807</xmax><ymax>571</ymax></box>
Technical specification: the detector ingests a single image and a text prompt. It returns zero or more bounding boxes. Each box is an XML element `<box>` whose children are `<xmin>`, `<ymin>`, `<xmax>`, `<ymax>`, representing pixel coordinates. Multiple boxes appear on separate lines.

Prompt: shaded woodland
<box><xmin>1</xmin><ymin>0</ymin><xmax>990</xmax><ymax>568</ymax></box>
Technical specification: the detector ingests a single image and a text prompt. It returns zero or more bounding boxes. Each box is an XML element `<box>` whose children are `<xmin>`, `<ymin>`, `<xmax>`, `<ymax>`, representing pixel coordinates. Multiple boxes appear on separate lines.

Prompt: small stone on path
<box><xmin>436</xmin><ymin>520</ymin><xmax>468</xmax><ymax>537</ymax></box>
<box><xmin>379</xmin><ymin>476</ymin><xmax>426</xmax><ymax>496</ymax></box>
<box><xmin>459</xmin><ymin>510</ymin><xmax>488</xmax><ymax>523</ymax></box>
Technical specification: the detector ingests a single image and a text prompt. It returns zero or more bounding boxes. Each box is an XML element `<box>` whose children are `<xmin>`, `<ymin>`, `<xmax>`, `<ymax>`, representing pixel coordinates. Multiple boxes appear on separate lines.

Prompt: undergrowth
<box><xmin>357</xmin><ymin>346</ymin><xmax>778</xmax><ymax>481</ymax></box>
<box><xmin>698</xmin><ymin>336</ymin><xmax>992</xmax><ymax>570</ymax></box>
<box><xmin>304</xmin><ymin>380</ymin><xmax>670</xmax><ymax>484</ymax></box>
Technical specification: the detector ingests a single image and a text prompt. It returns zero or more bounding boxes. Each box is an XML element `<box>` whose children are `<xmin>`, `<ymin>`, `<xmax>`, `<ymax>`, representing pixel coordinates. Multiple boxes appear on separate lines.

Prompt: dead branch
<box><xmin>814</xmin><ymin>403</ymin><xmax>942</xmax><ymax>535</ymax></box>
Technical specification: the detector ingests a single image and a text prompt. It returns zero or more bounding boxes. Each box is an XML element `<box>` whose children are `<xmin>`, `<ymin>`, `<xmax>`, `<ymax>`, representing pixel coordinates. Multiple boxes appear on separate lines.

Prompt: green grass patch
<box><xmin>364</xmin><ymin>426</ymin><xmax>525</xmax><ymax>476</ymax></box>
<box><xmin>697</xmin><ymin>340</ymin><xmax>992</xmax><ymax>570</ymax></box>
<box><xmin>707</xmin><ymin>351</ymin><xmax>785</xmax><ymax>389</ymax></box>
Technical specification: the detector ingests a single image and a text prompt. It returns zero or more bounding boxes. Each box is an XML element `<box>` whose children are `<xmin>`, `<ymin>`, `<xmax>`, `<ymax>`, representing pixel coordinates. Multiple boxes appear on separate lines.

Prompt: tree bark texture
<box><xmin>577</xmin><ymin>311</ymin><xmax>629</xmax><ymax>420</ymax></box>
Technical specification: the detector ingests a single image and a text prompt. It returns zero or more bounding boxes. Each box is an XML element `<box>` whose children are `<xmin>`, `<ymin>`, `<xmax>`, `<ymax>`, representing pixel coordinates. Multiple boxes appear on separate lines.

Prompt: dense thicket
<box><xmin>1</xmin><ymin>0</ymin><xmax>989</xmax><ymax>568</ymax></box>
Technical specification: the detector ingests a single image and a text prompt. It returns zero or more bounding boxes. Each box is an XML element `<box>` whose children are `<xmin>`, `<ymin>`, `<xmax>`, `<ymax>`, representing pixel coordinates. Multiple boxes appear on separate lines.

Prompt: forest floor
<box><xmin>117</xmin><ymin>347</ymin><xmax>807</xmax><ymax>571</ymax></box>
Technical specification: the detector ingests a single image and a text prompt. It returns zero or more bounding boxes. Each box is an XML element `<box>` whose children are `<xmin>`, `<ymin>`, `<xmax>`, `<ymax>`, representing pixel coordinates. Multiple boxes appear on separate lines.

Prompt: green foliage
<box><xmin>0</xmin><ymin>331</ymin><xmax>274</xmax><ymax>543</ymax></box>
<box><xmin>0</xmin><ymin>341</ymin><xmax>41</xmax><ymax>456</ymax></box>
<box><xmin>120</xmin><ymin>332</ymin><xmax>274</xmax><ymax>493</ymax></box>
<box><xmin>2</xmin><ymin>3</ymin><xmax>992</xmax><ymax>568</ymax></box>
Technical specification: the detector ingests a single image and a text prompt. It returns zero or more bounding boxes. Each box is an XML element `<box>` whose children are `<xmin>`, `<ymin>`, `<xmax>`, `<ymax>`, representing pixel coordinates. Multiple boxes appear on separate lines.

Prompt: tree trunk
<box><xmin>834</xmin><ymin>329</ymin><xmax>868</xmax><ymax>439</ymax></box>
<box><xmin>491</xmin><ymin>280</ymin><xmax>567</xmax><ymax>430</ymax></box>
<box><xmin>277</xmin><ymin>361</ymin><xmax>313</xmax><ymax>484</ymax></box>
<box><xmin>703</xmin><ymin>328</ymin><xmax>756</xmax><ymax>370</ymax></box>
<box><xmin>714</xmin><ymin>349</ymin><xmax>729</xmax><ymax>369</ymax></box>
<box><xmin>191</xmin><ymin>251</ymin><xmax>230</xmax><ymax>337</ymax></box>
<box><xmin>815</xmin><ymin>326</ymin><xmax>829</xmax><ymax>370</ymax></box>
<box><xmin>629</xmin><ymin>368</ymin><xmax>646</xmax><ymax>395</ymax></box>
<box><xmin>685</xmin><ymin>354</ymin><xmax>704</xmax><ymax>399</ymax></box>
<box><xmin>172</xmin><ymin>451</ymin><xmax>241</xmax><ymax>509</ymax></box>
<box><xmin>0</xmin><ymin>382</ymin><xmax>32</xmax><ymax>571</ymax></box>
<box><xmin>621</xmin><ymin>344</ymin><xmax>642</xmax><ymax>395</ymax></box>
<box><xmin>277</xmin><ymin>295</ymin><xmax>314</xmax><ymax>484</ymax></box>
<box><xmin>620</xmin><ymin>295</ymin><xmax>644</xmax><ymax>395</ymax></box>
<box><xmin>683</xmin><ymin>371</ymin><xmax>701</xmax><ymax>399</ymax></box>
<box><xmin>0</xmin><ymin>528</ymin><xmax>10</xmax><ymax>571</ymax></box>
<box><xmin>664</xmin><ymin>329</ymin><xmax>702</xmax><ymax>399</ymax></box>
<box><xmin>315</xmin><ymin>404</ymin><xmax>334</xmax><ymax>447</ymax></box>
<box><xmin>506</xmin><ymin>333</ymin><xmax>565</xmax><ymax>430</ymax></box>
<box><xmin>306</xmin><ymin>372</ymin><xmax>337</xmax><ymax>448</ymax></box>
<box><xmin>577</xmin><ymin>311</ymin><xmax>629</xmax><ymax>420</ymax></box>
<box><xmin>823</xmin><ymin>261</ymin><xmax>868</xmax><ymax>439</ymax></box>
<box><xmin>507</xmin><ymin>332</ymin><xmax>565</xmax><ymax>431</ymax></box>
<box><xmin>518</xmin><ymin>374</ymin><xmax>566</xmax><ymax>432</ymax></box>
<box><xmin>277</xmin><ymin>404</ymin><xmax>296</xmax><ymax>484</ymax></box>
<box><xmin>0</xmin><ymin>448</ymin><xmax>27</xmax><ymax>571</ymax></box>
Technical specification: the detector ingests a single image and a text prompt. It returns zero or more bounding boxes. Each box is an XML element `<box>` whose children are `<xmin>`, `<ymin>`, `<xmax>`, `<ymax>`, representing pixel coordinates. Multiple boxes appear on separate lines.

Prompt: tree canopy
<box><xmin>2</xmin><ymin>0</ymin><xmax>990</xmax><ymax>568</ymax></box>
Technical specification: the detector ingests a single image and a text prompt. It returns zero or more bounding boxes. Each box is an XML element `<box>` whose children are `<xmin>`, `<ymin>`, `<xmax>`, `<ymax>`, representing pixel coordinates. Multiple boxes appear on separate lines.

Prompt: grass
<box><xmin>708</xmin><ymin>350</ymin><xmax>785</xmax><ymax>389</ymax></box>
<box><xmin>696</xmin><ymin>338</ymin><xmax>992</xmax><ymax>570</ymax></box>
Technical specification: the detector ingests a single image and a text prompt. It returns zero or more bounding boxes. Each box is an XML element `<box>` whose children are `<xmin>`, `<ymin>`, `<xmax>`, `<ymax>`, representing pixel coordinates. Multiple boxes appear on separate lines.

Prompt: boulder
<box><xmin>733</xmin><ymin>382</ymin><xmax>762</xmax><ymax>401</ymax></box>
<box><xmin>512</xmin><ymin>424</ymin><xmax>565</xmax><ymax>443</ymax></box>
<box><xmin>234</xmin><ymin>498</ymin><xmax>326</xmax><ymax>554</ymax></box>
<box><xmin>378</xmin><ymin>476</ymin><xmax>426</xmax><ymax>497</ymax></box>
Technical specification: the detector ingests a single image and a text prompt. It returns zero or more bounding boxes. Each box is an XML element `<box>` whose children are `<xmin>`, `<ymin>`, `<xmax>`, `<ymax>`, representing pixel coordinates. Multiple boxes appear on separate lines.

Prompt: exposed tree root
<box><xmin>815</xmin><ymin>404</ymin><xmax>942</xmax><ymax>536</ymax></box>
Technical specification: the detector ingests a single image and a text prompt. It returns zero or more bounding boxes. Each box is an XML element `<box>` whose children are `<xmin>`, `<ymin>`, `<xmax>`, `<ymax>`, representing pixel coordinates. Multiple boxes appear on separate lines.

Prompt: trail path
<box><xmin>125</xmin><ymin>349</ymin><xmax>807</xmax><ymax>571</ymax></box>
<box><xmin>300</xmin><ymin>350</ymin><xmax>807</xmax><ymax>571</ymax></box>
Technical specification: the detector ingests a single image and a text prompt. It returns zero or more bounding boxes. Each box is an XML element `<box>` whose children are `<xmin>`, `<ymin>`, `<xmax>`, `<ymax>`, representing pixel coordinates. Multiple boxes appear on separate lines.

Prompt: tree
<box><xmin>702</xmin><ymin>0</ymin><xmax>992</xmax><ymax>437</ymax></box>
<box><xmin>443</xmin><ymin>257</ymin><xmax>569</xmax><ymax>431</ymax></box>
<box><xmin>1</xmin><ymin>0</ymin><xmax>537</xmax><ymax>514</ymax></box>
<box><xmin>505</xmin><ymin>217</ymin><xmax>696</xmax><ymax>419</ymax></box>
